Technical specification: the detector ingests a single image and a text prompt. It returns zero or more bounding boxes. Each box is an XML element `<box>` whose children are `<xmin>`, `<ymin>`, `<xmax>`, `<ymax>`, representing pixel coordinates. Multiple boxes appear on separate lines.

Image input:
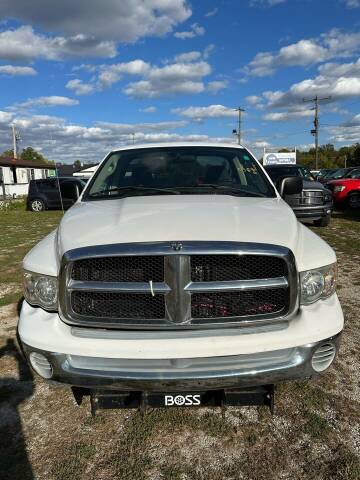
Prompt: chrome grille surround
<box><xmin>286</xmin><ymin>189</ymin><xmax>324</xmax><ymax>207</ymax></box>
<box><xmin>59</xmin><ymin>241</ymin><xmax>299</xmax><ymax>330</ymax></box>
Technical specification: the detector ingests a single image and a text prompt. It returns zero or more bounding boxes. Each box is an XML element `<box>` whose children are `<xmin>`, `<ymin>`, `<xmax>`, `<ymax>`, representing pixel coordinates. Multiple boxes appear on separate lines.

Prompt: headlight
<box><xmin>300</xmin><ymin>263</ymin><xmax>337</xmax><ymax>305</ymax></box>
<box><xmin>334</xmin><ymin>185</ymin><xmax>345</xmax><ymax>192</ymax></box>
<box><xmin>23</xmin><ymin>271</ymin><xmax>58</xmax><ymax>310</ymax></box>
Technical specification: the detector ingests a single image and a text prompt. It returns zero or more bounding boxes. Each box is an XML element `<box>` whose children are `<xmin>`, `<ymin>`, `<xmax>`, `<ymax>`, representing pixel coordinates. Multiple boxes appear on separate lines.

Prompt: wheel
<box><xmin>30</xmin><ymin>198</ymin><xmax>46</xmax><ymax>212</ymax></box>
<box><xmin>313</xmin><ymin>215</ymin><xmax>331</xmax><ymax>227</ymax></box>
<box><xmin>348</xmin><ymin>192</ymin><xmax>360</xmax><ymax>209</ymax></box>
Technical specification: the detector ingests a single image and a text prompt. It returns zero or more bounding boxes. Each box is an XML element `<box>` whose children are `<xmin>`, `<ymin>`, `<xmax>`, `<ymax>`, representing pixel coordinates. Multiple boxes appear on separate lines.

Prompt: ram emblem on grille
<box><xmin>171</xmin><ymin>241</ymin><xmax>183</xmax><ymax>251</ymax></box>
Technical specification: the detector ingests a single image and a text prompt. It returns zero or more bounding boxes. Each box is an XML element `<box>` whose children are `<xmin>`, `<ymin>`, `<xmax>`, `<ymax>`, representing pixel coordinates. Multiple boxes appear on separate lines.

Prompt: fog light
<box><xmin>311</xmin><ymin>343</ymin><xmax>336</xmax><ymax>372</ymax></box>
<box><xmin>29</xmin><ymin>352</ymin><xmax>53</xmax><ymax>379</ymax></box>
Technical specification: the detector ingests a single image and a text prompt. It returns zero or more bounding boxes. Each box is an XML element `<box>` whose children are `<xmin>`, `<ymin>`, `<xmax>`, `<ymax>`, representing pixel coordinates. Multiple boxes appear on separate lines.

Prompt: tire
<box><xmin>30</xmin><ymin>198</ymin><xmax>46</xmax><ymax>212</ymax></box>
<box><xmin>348</xmin><ymin>192</ymin><xmax>360</xmax><ymax>209</ymax></box>
<box><xmin>313</xmin><ymin>215</ymin><xmax>331</xmax><ymax>227</ymax></box>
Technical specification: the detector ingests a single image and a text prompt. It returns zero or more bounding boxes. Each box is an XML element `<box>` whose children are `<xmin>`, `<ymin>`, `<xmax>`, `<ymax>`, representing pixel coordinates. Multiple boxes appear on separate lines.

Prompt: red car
<box><xmin>326</xmin><ymin>174</ymin><xmax>360</xmax><ymax>209</ymax></box>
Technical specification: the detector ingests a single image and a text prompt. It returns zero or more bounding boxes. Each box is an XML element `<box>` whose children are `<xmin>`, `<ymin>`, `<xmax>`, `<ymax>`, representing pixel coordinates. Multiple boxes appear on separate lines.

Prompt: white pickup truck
<box><xmin>18</xmin><ymin>143</ymin><xmax>343</xmax><ymax>412</ymax></box>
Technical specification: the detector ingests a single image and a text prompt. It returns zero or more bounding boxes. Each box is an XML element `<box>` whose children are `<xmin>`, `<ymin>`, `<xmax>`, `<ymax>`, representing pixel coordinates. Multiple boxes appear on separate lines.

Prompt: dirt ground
<box><xmin>0</xmin><ymin>206</ymin><xmax>359</xmax><ymax>480</ymax></box>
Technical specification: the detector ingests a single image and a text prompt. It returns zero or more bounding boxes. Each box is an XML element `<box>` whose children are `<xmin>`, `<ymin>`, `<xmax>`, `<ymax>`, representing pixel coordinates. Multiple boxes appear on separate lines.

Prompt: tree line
<box><xmin>278</xmin><ymin>143</ymin><xmax>360</xmax><ymax>170</ymax></box>
<box><xmin>1</xmin><ymin>147</ymin><xmax>54</xmax><ymax>165</ymax></box>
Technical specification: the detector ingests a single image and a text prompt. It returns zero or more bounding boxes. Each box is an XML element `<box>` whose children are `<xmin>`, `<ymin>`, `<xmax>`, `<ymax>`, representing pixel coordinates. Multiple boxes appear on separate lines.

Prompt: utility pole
<box><xmin>233</xmin><ymin>107</ymin><xmax>245</xmax><ymax>145</ymax></box>
<box><xmin>12</xmin><ymin>124</ymin><xmax>17</xmax><ymax>159</ymax></box>
<box><xmin>11</xmin><ymin>124</ymin><xmax>21</xmax><ymax>159</ymax></box>
<box><xmin>303</xmin><ymin>95</ymin><xmax>331</xmax><ymax>170</ymax></box>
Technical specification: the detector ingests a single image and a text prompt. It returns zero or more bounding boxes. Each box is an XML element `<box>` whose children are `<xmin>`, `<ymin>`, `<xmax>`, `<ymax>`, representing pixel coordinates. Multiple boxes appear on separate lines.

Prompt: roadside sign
<box><xmin>263</xmin><ymin>152</ymin><xmax>296</xmax><ymax>165</ymax></box>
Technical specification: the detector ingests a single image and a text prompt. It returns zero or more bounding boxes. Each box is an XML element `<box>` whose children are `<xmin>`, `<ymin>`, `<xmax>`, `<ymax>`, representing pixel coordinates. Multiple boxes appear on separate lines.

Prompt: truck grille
<box><xmin>72</xmin><ymin>256</ymin><xmax>164</xmax><ymax>282</ymax></box>
<box><xmin>191</xmin><ymin>289</ymin><xmax>288</xmax><ymax>319</ymax></box>
<box><xmin>191</xmin><ymin>255</ymin><xmax>286</xmax><ymax>281</ymax></box>
<box><xmin>71</xmin><ymin>291</ymin><xmax>165</xmax><ymax>320</ymax></box>
<box><xmin>286</xmin><ymin>190</ymin><xmax>324</xmax><ymax>207</ymax></box>
<box><xmin>60</xmin><ymin>242</ymin><xmax>298</xmax><ymax>330</ymax></box>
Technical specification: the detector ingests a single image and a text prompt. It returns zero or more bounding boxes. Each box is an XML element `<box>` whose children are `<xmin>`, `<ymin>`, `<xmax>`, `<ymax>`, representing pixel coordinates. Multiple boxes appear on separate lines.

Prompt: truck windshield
<box><xmin>84</xmin><ymin>147</ymin><xmax>276</xmax><ymax>200</ymax></box>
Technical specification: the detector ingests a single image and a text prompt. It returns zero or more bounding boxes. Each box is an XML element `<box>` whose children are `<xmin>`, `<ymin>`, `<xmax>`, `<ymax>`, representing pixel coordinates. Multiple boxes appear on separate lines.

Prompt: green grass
<box><xmin>50</xmin><ymin>442</ymin><xmax>96</xmax><ymax>480</ymax></box>
<box><xmin>329</xmin><ymin>445</ymin><xmax>360</xmax><ymax>480</ymax></box>
<box><xmin>304</xmin><ymin>412</ymin><xmax>331</xmax><ymax>439</ymax></box>
<box><xmin>0</xmin><ymin>200</ymin><xmax>62</xmax><ymax>306</ymax></box>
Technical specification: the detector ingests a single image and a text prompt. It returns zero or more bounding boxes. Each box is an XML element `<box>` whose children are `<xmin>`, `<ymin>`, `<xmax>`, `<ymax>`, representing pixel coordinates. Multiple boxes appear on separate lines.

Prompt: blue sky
<box><xmin>0</xmin><ymin>0</ymin><xmax>359</xmax><ymax>163</ymax></box>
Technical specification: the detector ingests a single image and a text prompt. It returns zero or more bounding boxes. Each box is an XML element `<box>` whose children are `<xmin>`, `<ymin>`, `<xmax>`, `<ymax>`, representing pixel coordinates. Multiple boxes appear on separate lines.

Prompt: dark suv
<box><xmin>265</xmin><ymin>165</ymin><xmax>333</xmax><ymax>226</ymax></box>
<box><xmin>27</xmin><ymin>177</ymin><xmax>86</xmax><ymax>211</ymax></box>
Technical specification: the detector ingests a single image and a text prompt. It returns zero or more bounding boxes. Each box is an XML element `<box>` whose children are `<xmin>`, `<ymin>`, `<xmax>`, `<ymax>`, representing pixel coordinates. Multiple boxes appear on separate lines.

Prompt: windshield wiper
<box><xmin>180</xmin><ymin>184</ymin><xmax>267</xmax><ymax>197</ymax></box>
<box><xmin>88</xmin><ymin>186</ymin><xmax>181</xmax><ymax>198</ymax></box>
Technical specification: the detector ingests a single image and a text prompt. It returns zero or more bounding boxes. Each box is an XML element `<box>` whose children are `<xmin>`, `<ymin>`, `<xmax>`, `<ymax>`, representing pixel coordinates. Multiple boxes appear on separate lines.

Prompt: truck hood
<box><xmin>302</xmin><ymin>180</ymin><xmax>325</xmax><ymax>190</ymax></box>
<box><xmin>57</xmin><ymin>195</ymin><xmax>301</xmax><ymax>257</ymax></box>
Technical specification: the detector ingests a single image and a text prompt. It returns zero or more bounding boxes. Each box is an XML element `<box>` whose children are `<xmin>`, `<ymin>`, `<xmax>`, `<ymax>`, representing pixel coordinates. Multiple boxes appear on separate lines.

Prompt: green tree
<box><xmin>74</xmin><ymin>160</ymin><xmax>82</xmax><ymax>169</ymax></box>
<box><xmin>1</xmin><ymin>149</ymin><xmax>14</xmax><ymax>157</ymax></box>
<box><xmin>20</xmin><ymin>147</ymin><xmax>49</xmax><ymax>164</ymax></box>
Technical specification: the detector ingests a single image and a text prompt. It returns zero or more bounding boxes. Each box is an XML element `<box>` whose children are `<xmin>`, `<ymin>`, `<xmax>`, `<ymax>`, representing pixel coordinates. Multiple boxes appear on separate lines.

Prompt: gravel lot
<box><xmin>0</xmin><ymin>204</ymin><xmax>359</xmax><ymax>480</ymax></box>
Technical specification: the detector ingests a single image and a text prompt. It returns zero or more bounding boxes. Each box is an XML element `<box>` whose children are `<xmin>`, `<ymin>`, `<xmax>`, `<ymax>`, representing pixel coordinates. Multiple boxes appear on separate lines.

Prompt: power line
<box><xmin>303</xmin><ymin>95</ymin><xmax>331</xmax><ymax>170</ymax></box>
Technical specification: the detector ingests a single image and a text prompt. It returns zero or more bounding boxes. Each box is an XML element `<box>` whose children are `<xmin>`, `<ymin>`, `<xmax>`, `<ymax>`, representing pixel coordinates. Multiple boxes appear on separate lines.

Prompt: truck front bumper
<box><xmin>291</xmin><ymin>203</ymin><xmax>333</xmax><ymax>221</ymax></box>
<box><xmin>20</xmin><ymin>333</ymin><xmax>341</xmax><ymax>391</ymax></box>
<box><xmin>18</xmin><ymin>295</ymin><xmax>344</xmax><ymax>391</ymax></box>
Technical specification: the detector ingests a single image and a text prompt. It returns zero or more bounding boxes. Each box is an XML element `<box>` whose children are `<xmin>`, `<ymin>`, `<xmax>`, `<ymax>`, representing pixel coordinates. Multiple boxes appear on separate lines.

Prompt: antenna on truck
<box><xmin>50</xmin><ymin>132</ymin><xmax>65</xmax><ymax>215</ymax></box>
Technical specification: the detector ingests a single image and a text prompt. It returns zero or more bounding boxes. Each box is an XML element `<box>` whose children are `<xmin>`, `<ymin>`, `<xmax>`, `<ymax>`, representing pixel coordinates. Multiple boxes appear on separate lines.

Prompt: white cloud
<box><xmin>342</xmin><ymin>0</ymin><xmax>360</xmax><ymax>7</ymax></box>
<box><xmin>0</xmin><ymin>65</ymin><xmax>37</xmax><ymax>76</ymax></box>
<box><xmin>318</xmin><ymin>58</ymin><xmax>360</xmax><ymax>78</ymax></box>
<box><xmin>325</xmin><ymin>113</ymin><xmax>360</xmax><ymax>143</ymax></box>
<box><xmin>11</xmin><ymin>96</ymin><xmax>79</xmax><ymax>110</ymax></box>
<box><xmin>174</xmin><ymin>51</ymin><xmax>201</xmax><ymax>62</ymax></box>
<box><xmin>207</xmin><ymin>80</ymin><xmax>228</xmax><ymax>93</ymax></box>
<box><xmin>67</xmin><ymin>58</ymin><xmax>211</xmax><ymax>98</ymax></box>
<box><xmin>0</xmin><ymin>110</ymin><xmax>13</xmax><ymax>123</ymax></box>
<box><xmin>0</xmin><ymin>26</ymin><xmax>117</xmax><ymax>61</ymax></box>
<box><xmin>123</xmin><ymin>61</ymin><xmax>211</xmax><ymax>98</ymax></box>
<box><xmin>175</xmin><ymin>23</ymin><xmax>205</xmax><ymax>39</ymax></box>
<box><xmin>97</xmin><ymin>60</ymin><xmax>150</xmax><ymax>89</ymax></box>
<box><xmin>0</xmin><ymin>1</ymin><xmax>191</xmax><ymax>43</ymax></box>
<box><xmin>246</xmin><ymin>95</ymin><xmax>263</xmax><ymax>106</ymax></box>
<box><xmin>263</xmin><ymin>109</ymin><xmax>313</xmax><ymax>121</ymax></box>
<box><xmin>205</xmin><ymin>8</ymin><xmax>218</xmax><ymax>17</ymax></box>
<box><xmin>140</xmin><ymin>106</ymin><xmax>157</xmax><ymax>113</ymax></box>
<box><xmin>245</xmin><ymin>29</ymin><xmax>360</xmax><ymax>77</ymax></box>
<box><xmin>66</xmin><ymin>60</ymin><xmax>151</xmax><ymax>95</ymax></box>
<box><xmin>95</xmin><ymin>120</ymin><xmax>188</xmax><ymax>133</ymax></box>
<box><xmin>203</xmin><ymin>44</ymin><xmax>215</xmax><ymax>59</ymax></box>
<box><xmin>0</xmin><ymin>113</ymin><xmax>235</xmax><ymax>163</ymax></box>
<box><xmin>66</xmin><ymin>79</ymin><xmax>95</xmax><ymax>95</ymax></box>
<box><xmin>0</xmin><ymin>111</ymin><xmax>273</xmax><ymax>162</ymax></box>
<box><xmin>264</xmin><ymin>74</ymin><xmax>360</xmax><ymax>108</ymax></box>
<box><xmin>173</xmin><ymin>105</ymin><xmax>237</xmax><ymax>121</ymax></box>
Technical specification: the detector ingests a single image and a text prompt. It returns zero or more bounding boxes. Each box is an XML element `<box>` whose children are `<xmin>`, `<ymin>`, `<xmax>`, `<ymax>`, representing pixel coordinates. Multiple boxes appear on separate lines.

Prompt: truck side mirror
<box><xmin>279</xmin><ymin>176</ymin><xmax>303</xmax><ymax>197</ymax></box>
<box><xmin>61</xmin><ymin>182</ymin><xmax>80</xmax><ymax>203</ymax></box>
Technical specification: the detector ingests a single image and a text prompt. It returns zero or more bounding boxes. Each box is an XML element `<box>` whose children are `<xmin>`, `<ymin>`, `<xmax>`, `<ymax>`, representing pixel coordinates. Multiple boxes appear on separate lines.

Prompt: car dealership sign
<box><xmin>263</xmin><ymin>152</ymin><xmax>296</xmax><ymax>166</ymax></box>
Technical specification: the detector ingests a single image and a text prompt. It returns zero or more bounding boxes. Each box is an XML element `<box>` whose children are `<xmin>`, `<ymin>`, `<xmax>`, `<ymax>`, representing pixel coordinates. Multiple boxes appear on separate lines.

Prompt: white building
<box><xmin>0</xmin><ymin>157</ymin><xmax>56</xmax><ymax>197</ymax></box>
<box><xmin>72</xmin><ymin>164</ymin><xmax>99</xmax><ymax>179</ymax></box>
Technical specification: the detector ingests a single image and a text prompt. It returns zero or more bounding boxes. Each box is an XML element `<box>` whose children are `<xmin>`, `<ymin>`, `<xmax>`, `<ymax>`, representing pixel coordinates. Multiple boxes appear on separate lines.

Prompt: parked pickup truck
<box><xmin>18</xmin><ymin>143</ymin><xmax>343</xmax><ymax>412</ymax></box>
<box><xmin>264</xmin><ymin>164</ymin><xmax>333</xmax><ymax>227</ymax></box>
